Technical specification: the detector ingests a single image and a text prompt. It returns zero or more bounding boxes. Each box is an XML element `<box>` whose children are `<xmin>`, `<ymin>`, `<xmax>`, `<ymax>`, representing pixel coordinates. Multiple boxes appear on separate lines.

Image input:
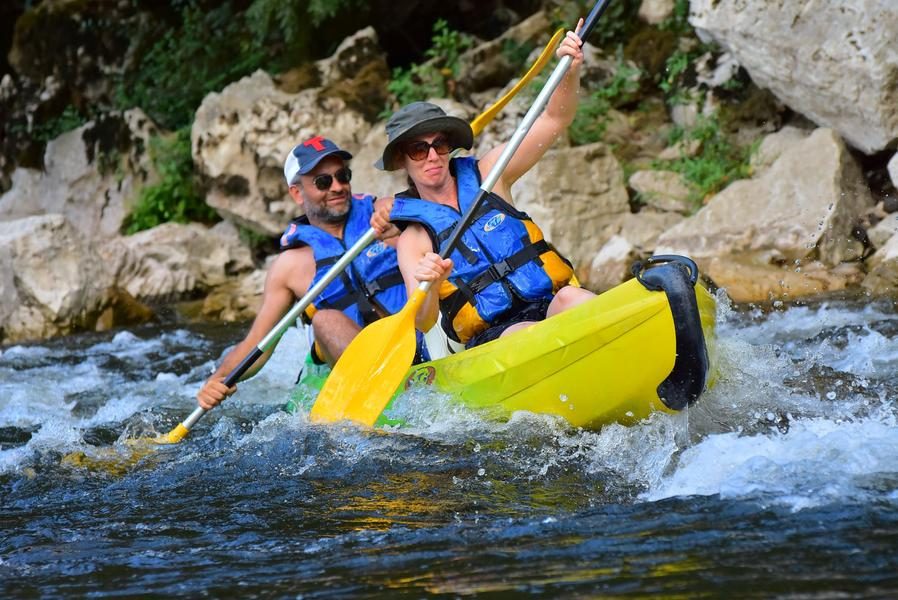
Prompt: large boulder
<box><xmin>101</xmin><ymin>221</ymin><xmax>255</xmax><ymax>304</ymax></box>
<box><xmin>689</xmin><ymin>0</ymin><xmax>898</xmax><ymax>154</ymax></box>
<box><xmin>192</xmin><ymin>28</ymin><xmax>401</xmax><ymax>237</ymax></box>
<box><xmin>513</xmin><ymin>142</ymin><xmax>631</xmax><ymax>287</ymax></box>
<box><xmin>889</xmin><ymin>153</ymin><xmax>898</xmax><ymax>190</ymax></box>
<box><xmin>863</xmin><ymin>232</ymin><xmax>898</xmax><ymax>295</ymax></box>
<box><xmin>0</xmin><ymin>109</ymin><xmax>159</xmax><ymax>238</ymax></box>
<box><xmin>0</xmin><ymin>215</ymin><xmax>151</xmax><ymax>344</ymax></box>
<box><xmin>656</xmin><ymin>128</ymin><xmax>874</xmax><ymax>300</ymax></box>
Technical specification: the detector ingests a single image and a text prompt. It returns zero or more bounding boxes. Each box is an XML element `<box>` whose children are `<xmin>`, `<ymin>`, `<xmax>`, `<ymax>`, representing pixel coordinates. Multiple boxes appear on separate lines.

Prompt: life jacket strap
<box><xmin>466</xmin><ymin>239</ymin><xmax>551</xmax><ymax>294</ymax></box>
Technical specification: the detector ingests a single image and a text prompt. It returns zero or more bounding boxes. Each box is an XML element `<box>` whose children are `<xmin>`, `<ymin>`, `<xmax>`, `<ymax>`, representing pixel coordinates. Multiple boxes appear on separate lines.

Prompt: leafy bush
<box><xmin>654</xmin><ymin>116</ymin><xmax>755</xmax><ymax>204</ymax></box>
<box><xmin>32</xmin><ymin>106</ymin><xmax>87</xmax><ymax>141</ymax></box>
<box><xmin>383</xmin><ymin>19</ymin><xmax>474</xmax><ymax>113</ymax></box>
<box><xmin>570</xmin><ymin>52</ymin><xmax>643</xmax><ymax>145</ymax></box>
<box><xmin>116</xmin><ymin>3</ymin><xmax>266</xmax><ymax>131</ymax></box>
<box><xmin>117</xmin><ymin>0</ymin><xmax>365</xmax><ymax>131</ymax></box>
<box><xmin>124</xmin><ymin>127</ymin><xmax>218</xmax><ymax>234</ymax></box>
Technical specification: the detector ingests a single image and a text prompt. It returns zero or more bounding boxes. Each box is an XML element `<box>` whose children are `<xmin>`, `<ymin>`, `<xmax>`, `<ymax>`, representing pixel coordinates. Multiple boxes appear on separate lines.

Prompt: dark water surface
<box><xmin>3</xmin><ymin>294</ymin><xmax>898</xmax><ymax>597</ymax></box>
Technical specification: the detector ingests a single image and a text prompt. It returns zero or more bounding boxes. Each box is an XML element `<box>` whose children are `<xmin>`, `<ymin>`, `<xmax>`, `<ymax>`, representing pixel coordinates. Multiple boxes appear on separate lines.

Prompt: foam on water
<box><xmin>3</xmin><ymin>299</ymin><xmax>898</xmax><ymax>512</ymax></box>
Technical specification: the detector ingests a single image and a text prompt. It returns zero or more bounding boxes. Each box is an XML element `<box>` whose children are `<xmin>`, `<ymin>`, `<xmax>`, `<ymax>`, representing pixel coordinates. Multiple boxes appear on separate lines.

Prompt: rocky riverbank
<box><xmin>1</xmin><ymin>0</ymin><xmax>896</xmax><ymax>345</ymax></box>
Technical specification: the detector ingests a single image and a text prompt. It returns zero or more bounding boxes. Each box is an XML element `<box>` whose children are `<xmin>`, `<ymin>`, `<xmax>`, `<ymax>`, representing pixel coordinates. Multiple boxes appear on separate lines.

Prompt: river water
<box><xmin>2</xmin><ymin>292</ymin><xmax>898</xmax><ymax>597</ymax></box>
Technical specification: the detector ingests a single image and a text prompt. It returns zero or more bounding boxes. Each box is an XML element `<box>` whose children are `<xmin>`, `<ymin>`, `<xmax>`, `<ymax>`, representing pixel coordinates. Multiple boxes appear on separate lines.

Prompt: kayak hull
<box><xmin>388</xmin><ymin>256</ymin><xmax>715</xmax><ymax>429</ymax></box>
<box><xmin>290</xmin><ymin>255</ymin><xmax>716</xmax><ymax>430</ymax></box>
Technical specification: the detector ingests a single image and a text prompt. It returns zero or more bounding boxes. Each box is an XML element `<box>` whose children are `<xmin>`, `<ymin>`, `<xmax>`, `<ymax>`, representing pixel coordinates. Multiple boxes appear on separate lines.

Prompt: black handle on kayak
<box><xmin>631</xmin><ymin>255</ymin><xmax>700</xmax><ymax>290</ymax></box>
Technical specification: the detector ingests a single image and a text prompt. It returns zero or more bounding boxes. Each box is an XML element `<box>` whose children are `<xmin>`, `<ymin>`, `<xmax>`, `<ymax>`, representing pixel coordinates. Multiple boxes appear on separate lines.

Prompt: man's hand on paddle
<box><xmin>372</xmin><ymin>196</ymin><xmax>401</xmax><ymax>241</ymax></box>
<box><xmin>197</xmin><ymin>377</ymin><xmax>237</xmax><ymax>410</ymax></box>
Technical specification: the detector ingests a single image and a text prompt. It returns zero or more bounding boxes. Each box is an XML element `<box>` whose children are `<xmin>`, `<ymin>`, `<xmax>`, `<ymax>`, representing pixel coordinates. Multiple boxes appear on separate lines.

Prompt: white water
<box><xmin>3</xmin><ymin>299</ymin><xmax>898</xmax><ymax>512</ymax></box>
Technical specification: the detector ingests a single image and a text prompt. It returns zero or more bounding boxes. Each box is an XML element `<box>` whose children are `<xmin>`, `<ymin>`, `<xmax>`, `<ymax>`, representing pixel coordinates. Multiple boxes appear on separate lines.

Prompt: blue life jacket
<box><xmin>389</xmin><ymin>157</ymin><xmax>575</xmax><ymax>344</ymax></box>
<box><xmin>279</xmin><ymin>194</ymin><xmax>406</xmax><ymax>327</ymax></box>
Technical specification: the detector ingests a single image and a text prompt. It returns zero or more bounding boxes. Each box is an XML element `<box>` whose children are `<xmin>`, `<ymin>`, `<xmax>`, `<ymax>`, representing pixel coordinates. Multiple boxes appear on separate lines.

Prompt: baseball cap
<box><xmin>284</xmin><ymin>136</ymin><xmax>353</xmax><ymax>185</ymax></box>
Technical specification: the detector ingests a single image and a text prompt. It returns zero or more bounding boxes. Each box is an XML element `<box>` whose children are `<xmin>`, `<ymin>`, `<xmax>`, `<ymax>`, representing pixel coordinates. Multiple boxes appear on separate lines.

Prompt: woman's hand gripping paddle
<box><xmin>310</xmin><ymin>0</ymin><xmax>613</xmax><ymax>427</ymax></box>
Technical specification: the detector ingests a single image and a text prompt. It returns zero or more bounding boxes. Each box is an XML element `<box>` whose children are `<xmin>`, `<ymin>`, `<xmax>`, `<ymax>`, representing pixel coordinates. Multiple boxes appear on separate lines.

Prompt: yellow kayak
<box><xmin>383</xmin><ymin>255</ymin><xmax>716</xmax><ymax>429</ymax></box>
<box><xmin>290</xmin><ymin>255</ymin><xmax>716</xmax><ymax>430</ymax></box>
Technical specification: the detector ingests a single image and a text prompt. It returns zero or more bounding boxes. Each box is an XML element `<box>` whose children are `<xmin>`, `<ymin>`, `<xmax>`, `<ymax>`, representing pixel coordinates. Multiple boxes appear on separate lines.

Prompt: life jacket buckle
<box><xmin>487</xmin><ymin>259</ymin><xmax>512</xmax><ymax>281</ymax></box>
<box><xmin>364</xmin><ymin>280</ymin><xmax>382</xmax><ymax>296</ymax></box>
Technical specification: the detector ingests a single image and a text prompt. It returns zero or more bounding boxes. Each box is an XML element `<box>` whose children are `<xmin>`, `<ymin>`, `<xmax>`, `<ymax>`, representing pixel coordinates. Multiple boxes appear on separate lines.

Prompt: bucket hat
<box><xmin>375</xmin><ymin>102</ymin><xmax>473</xmax><ymax>171</ymax></box>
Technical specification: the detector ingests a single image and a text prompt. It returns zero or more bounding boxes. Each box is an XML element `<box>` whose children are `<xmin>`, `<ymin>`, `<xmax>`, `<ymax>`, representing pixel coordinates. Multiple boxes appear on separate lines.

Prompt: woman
<box><xmin>372</xmin><ymin>22</ymin><xmax>595</xmax><ymax>349</ymax></box>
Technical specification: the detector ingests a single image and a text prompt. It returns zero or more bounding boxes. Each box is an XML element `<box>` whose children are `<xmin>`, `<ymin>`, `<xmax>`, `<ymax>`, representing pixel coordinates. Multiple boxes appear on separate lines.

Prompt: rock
<box><xmin>749</xmin><ymin>126</ymin><xmax>812</xmax><ymax>174</ymax></box>
<box><xmin>588</xmin><ymin>235</ymin><xmax>642</xmax><ymax>292</ymax></box>
<box><xmin>889</xmin><ymin>153</ymin><xmax>898</xmax><ymax>190</ymax></box>
<box><xmin>456</xmin><ymin>11</ymin><xmax>551</xmax><ymax>95</ymax></box>
<box><xmin>707</xmin><ymin>256</ymin><xmax>862</xmax><ymax>304</ymax></box>
<box><xmin>866</xmin><ymin>214</ymin><xmax>898</xmax><ymax>250</ymax></box>
<box><xmin>513</xmin><ymin>143</ymin><xmax>630</xmax><ymax>288</ymax></box>
<box><xmin>863</xmin><ymin>232</ymin><xmax>898</xmax><ymax>295</ymax></box>
<box><xmin>0</xmin><ymin>109</ymin><xmax>159</xmax><ymax>238</ymax></box>
<box><xmin>638</xmin><ymin>0</ymin><xmax>675</xmax><ymax>25</ymax></box>
<box><xmin>317</xmin><ymin>27</ymin><xmax>391</xmax><ymax>122</ymax></box>
<box><xmin>604</xmin><ymin>211</ymin><xmax>685</xmax><ymax>252</ymax></box>
<box><xmin>658</xmin><ymin>138</ymin><xmax>701</xmax><ymax>161</ymax></box>
<box><xmin>629</xmin><ymin>170</ymin><xmax>696</xmax><ymax>214</ymax></box>
<box><xmin>201</xmin><ymin>268</ymin><xmax>267</xmax><ymax>322</ymax></box>
<box><xmin>0</xmin><ymin>215</ymin><xmax>151</xmax><ymax>344</ymax></box>
<box><xmin>103</xmin><ymin>221</ymin><xmax>255</xmax><ymax>303</ymax></box>
<box><xmin>192</xmin><ymin>70</ymin><xmax>372</xmax><ymax>237</ymax></box>
<box><xmin>695</xmin><ymin>51</ymin><xmax>740</xmax><ymax>90</ymax></box>
<box><xmin>690</xmin><ymin>0</ymin><xmax>898</xmax><ymax>154</ymax></box>
<box><xmin>656</xmin><ymin>129</ymin><xmax>873</xmax><ymax>277</ymax></box>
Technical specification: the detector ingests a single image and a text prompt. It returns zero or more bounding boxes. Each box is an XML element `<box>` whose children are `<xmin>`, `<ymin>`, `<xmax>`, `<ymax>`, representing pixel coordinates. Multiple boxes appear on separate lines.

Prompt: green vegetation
<box><xmin>569</xmin><ymin>51</ymin><xmax>643</xmax><ymax>145</ymax></box>
<box><xmin>123</xmin><ymin>127</ymin><xmax>218</xmax><ymax>234</ymax></box>
<box><xmin>550</xmin><ymin>0</ymin><xmax>641</xmax><ymax>50</ymax></box>
<box><xmin>661</xmin><ymin>0</ymin><xmax>692</xmax><ymax>33</ymax></box>
<box><xmin>383</xmin><ymin>19</ymin><xmax>474</xmax><ymax>113</ymax></box>
<box><xmin>501</xmin><ymin>38</ymin><xmax>537</xmax><ymax>73</ymax></box>
<box><xmin>116</xmin><ymin>0</ymin><xmax>364</xmax><ymax>131</ymax></box>
<box><xmin>654</xmin><ymin>116</ymin><xmax>755</xmax><ymax>205</ymax></box>
<box><xmin>32</xmin><ymin>106</ymin><xmax>87</xmax><ymax>141</ymax></box>
<box><xmin>116</xmin><ymin>4</ymin><xmax>265</xmax><ymax>130</ymax></box>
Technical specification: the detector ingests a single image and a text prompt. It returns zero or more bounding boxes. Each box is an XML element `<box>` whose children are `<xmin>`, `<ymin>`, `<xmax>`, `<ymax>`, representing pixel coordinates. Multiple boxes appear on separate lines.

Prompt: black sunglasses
<box><xmin>402</xmin><ymin>137</ymin><xmax>453</xmax><ymax>161</ymax></box>
<box><xmin>311</xmin><ymin>167</ymin><xmax>352</xmax><ymax>191</ymax></box>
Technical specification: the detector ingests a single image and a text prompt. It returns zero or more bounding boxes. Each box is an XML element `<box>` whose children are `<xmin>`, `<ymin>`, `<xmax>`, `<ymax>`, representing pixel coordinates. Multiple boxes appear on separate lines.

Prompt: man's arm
<box><xmin>479</xmin><ymin>24</ymin><xmax>584</xmax><ymax>200</ymax></box>
<box><xmin>196</xmin><ymin>248</ymin><xmax>315</xmax><ymax>410</ymax></box>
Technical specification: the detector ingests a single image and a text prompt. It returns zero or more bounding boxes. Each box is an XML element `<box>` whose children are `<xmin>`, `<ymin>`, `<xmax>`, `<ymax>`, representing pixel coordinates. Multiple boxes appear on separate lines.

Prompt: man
<box><xmin>370</xmin><ymin>24</ymin><xmax>595</xmax><ymax>349</ymax></box>
<box><xmin>197</xmin><ymin>136</ymin><xmax>405</xmax><ymax>410</ymax></box>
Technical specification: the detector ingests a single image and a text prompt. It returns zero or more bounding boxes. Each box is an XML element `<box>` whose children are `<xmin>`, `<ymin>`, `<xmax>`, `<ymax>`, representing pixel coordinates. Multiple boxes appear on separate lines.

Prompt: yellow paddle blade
<box><xmin>310</xmin><ymin>289</ymin><xmax>427</xmax><ymax>426</ymax></box>
<box><xmin>470</xmin><ymin>28</ymin><xmax>564</xmax><ymax>136</ymax></box>
<box><xmin>60</xmin><ymin>423</ymin><xmax>189</xmax><ymax>474</ymax></box>
<box><xmin>61</xmin><ymin>436</ymin><xmax>166</xmax><ymax>475</ymax></box>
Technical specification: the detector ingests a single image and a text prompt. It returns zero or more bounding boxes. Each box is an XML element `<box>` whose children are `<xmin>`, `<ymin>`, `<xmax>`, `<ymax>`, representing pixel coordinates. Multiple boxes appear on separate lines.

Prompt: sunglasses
<box><xmin>402</xmin><ymin>137</ymin><xmax>453</xmax><ymax>161</ymax></box>
<box><xmin>310</xmin><ymin>167</ymin><xmax>352</xmax><ymax>191</ymax></box>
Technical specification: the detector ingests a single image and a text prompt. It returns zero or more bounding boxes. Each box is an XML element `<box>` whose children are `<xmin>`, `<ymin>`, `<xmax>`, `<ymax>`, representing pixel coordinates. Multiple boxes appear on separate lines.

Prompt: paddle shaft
<box><xmin>430</xmin><ymin>0</ymin><xmax>612</xmax><ymax>291</ymax></box>
<box><xmin>167</xmin><ymin>228</ymin><xmax>379</xmax><ymax>440</ymax></box>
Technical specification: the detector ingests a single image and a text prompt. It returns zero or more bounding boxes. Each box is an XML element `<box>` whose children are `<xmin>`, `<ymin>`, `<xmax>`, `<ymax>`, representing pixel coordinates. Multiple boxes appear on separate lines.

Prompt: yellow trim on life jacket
<box><xmin>520</xmin><ymin>220</ymin><xmax>575</xmax><ymax>293</ymax></box>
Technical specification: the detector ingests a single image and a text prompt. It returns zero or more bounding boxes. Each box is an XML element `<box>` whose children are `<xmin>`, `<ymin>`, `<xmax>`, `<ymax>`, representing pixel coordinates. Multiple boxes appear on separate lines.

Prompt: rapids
<box><xmin>2</xmin><ymin>293</ymin><xmax>898</xmax><ymax>596</ymax></box>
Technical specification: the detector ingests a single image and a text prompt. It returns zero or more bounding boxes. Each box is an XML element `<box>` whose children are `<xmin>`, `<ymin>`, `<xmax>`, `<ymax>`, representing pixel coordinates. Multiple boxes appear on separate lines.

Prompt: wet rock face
<box><xmin>655</xmin><ymin>128</ymin><xmax>875</xmax><ymax>301</ymax></box>
<box><xmin>0</xmin><ymin>214</ymin><xmax>152</xmax><ymax>344</ymax></box>
<box><xmin>690</xmin><ymin>0</ymin><xmax>898</xmax><ymax>154</ymax></box>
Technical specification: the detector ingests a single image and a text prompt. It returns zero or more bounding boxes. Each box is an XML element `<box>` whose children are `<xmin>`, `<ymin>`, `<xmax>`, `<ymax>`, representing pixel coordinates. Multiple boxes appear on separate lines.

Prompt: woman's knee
<box><xmin>548</xmin><ymin>285</ymin><xmax>594</xmax><ymax>316</ymax></box>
